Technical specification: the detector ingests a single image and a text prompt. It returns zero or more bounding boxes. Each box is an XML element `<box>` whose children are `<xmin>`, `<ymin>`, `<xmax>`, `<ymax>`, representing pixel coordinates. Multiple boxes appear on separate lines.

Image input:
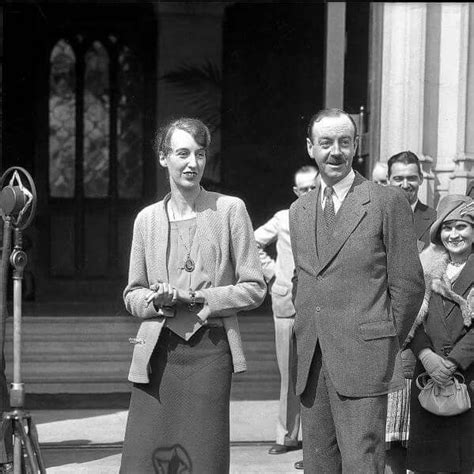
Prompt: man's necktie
<box><xmin>323</xmin><ymin>186</ymin><xmax>336</xmax><ymax>231</ymax></box>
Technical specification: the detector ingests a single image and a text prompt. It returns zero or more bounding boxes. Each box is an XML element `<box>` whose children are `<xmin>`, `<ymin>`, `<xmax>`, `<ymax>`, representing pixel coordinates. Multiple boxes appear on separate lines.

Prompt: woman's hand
<box><xmin>419</xmin><ymin>349</ymin><xmax>454</xmax><ymax>385</ymax></box>
<box><xmin>441</xmin><ymin>357</ymin><xmax>458</xmax><ymax>375</ymax></box>
<box><xmin>146</xmin><ymin>283</ymin><xmax>177</xmax><ymax>309</ymax></box>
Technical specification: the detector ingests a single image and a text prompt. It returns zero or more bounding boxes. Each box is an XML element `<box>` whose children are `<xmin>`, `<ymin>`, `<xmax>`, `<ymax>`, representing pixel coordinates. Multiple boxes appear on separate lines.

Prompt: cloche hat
<box><xmin>430</xmin><ymin>194</ymin><xmax>474</xmax><ymax>246</ymax></box>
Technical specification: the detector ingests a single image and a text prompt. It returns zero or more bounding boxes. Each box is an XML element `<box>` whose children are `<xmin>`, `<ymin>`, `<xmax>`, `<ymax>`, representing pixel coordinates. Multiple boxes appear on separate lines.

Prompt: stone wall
<box><xmin>375</xmin><ymin>3</ymin><xmax>474</xmax><ymax>206</ymax></box>
<box><xmin>0</xmin><ymin>6</ymin><xmax>3</xmax><ymax>171</ymax></box>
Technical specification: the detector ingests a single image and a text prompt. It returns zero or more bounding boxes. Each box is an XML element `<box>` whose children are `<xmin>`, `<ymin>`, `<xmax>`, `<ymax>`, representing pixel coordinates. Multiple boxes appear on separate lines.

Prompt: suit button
<box><xmin>315</xmin><ymin>307</ymin><xmax>321</xmax><ymax>312</ymax></box>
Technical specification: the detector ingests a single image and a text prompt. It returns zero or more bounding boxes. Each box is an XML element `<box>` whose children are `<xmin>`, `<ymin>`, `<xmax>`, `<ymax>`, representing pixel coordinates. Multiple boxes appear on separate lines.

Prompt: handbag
<box><xmin>416</xmin><ymin>371</ymin><xmax>471</xmax><ymax>416</ymax></box>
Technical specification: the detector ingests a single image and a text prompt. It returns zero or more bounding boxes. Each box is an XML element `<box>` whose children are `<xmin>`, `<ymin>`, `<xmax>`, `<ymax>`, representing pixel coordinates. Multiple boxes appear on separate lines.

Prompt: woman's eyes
<box><xmin>175</xmin><ymin>150</ymin><xmax>206</xmax><ymax>158</ymax></box>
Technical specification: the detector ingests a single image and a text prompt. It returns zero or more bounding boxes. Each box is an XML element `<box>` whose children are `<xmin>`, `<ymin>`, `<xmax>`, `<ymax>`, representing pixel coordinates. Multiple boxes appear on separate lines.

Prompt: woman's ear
<box><xmin>159</xmin><ymin>152</ymin><xmax>167</xmax><ymax>168</ymax></box>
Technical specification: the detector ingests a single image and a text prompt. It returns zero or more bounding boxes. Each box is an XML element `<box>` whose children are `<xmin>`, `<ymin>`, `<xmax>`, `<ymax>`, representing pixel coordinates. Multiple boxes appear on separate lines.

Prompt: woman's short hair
<box><xmin>155</xmin><ymin>118</ymin><xmax>211</xmax><ymax>156</ymax></box>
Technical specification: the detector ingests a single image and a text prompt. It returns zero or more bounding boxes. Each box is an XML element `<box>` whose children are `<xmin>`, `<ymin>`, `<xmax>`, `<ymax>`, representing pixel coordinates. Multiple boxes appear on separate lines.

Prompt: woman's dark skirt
<box><xmin>120</xmin><ymin>326</ymin><xmax>233</xmax><ymax>474</ymax></box>
<box><xmin>406</xmin><ymin>362</ymin><xmax>474</xmax><ymax>473</ymax></box>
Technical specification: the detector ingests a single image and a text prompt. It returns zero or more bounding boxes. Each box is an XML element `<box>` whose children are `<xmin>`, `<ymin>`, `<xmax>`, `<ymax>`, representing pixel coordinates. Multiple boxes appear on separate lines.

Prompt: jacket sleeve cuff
<box><xmin>408</xmin><ymin>326</ymin><xmax>433</xmax><ymax>358</ymax></box>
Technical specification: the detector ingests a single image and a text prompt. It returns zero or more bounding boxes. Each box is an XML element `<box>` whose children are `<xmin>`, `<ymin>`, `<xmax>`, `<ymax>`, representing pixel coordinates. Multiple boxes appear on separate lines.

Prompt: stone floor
<box><xmin>41</xmin><ymin>445</ymin><xmax>303</xmax><ymax>474</ymax></box>
<box><xmin>26</xmin><ymin>400</ymin><xmax>304</xmax><ymax>473</ymax></box>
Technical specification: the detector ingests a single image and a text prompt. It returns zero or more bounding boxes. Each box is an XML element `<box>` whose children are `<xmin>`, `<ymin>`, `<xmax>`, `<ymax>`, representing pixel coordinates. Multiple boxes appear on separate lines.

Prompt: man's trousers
<box><xmin>300</xmin><ymin>344</ymin><xmax>387</xmax><ymax>473</ymax></box>
<box><xmin>274</xmin><ymin>316</ymin><xmax>300</xmax><ymax>446</ymax></box>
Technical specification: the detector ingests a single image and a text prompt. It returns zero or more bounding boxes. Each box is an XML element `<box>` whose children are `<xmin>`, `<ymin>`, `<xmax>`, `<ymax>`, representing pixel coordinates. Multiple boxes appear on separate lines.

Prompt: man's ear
<box><xmin>306</xmin><ymin>138</ymin><xmax>314</xmax><ymax>158</ymax></box>
<box><xmin>159</xmin><ymin>152</ymin><xmax>167</xmax><ymax>168</ymax></box>
<box><xmin>293</xmin><ymin>186</ymin><xmax>299</xmax><ymax>198</ymax></box>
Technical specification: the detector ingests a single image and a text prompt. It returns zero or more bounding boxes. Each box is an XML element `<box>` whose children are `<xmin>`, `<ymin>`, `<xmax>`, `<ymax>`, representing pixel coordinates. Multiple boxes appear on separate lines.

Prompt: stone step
<box><xmin>2</xmin><ymin>306</ymin><xmax>280</xmax><ymax>398</ymax></box>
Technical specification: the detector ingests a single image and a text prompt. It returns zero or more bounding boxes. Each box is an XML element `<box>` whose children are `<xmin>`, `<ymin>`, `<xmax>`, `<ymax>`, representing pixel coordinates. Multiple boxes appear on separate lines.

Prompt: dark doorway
<box><xmin>221</xmin><ymin>3</ymin><xmax>326</xmax><ymax>227</ymax></box>
<box><xmin>3</xmin><ymin>4</ymin><xmax>157</xmax><ymax>304</ymax></box>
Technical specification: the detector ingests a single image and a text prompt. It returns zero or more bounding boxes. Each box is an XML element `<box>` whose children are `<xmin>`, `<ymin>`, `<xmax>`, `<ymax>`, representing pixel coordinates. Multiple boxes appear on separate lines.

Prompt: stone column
<box><xmin>464</xmin><ymin>5</ymin><xmax>474</xmax><ymax>196</ymax></box>
<box><xmin>378</xmin><ymin>3</ymin><xmax>433</xmax><ymax>203</ymax></box>
<box><xmin>0</xmin><ymin>7</ymin><xmax>3</xmax><ymax>170</ymax></box>
<box><xmin>431</xmin><ymin>3</ymin><xmax>471</xmax><ymax>199</ymax></box>
<box><xmin>447</xmin><ymin>3</ymin><xmax>474</xmax><ymax>197</ymax></box>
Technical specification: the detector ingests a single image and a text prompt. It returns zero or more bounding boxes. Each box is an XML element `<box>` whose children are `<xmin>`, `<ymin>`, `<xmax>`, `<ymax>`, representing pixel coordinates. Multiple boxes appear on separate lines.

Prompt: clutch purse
<box><xmin>416</xmin><ymin>371</ymin><xmax>471</xmax><ymax>417</ymax></box>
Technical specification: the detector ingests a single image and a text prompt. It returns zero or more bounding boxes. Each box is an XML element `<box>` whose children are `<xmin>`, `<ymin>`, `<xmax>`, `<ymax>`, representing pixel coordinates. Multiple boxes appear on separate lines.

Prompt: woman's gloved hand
<box><xmin>419</xmin><ymin>348</ymin><xmax>455</xmax><ymax>385</ymax></box>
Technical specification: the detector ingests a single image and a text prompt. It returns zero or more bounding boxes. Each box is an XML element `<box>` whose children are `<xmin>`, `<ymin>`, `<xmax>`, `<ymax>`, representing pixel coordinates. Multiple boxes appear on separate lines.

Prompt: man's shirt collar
<box><xmin>320</xmin><ymin>169</ymin><xmax>355</xmax><ymax>203</ymax></box>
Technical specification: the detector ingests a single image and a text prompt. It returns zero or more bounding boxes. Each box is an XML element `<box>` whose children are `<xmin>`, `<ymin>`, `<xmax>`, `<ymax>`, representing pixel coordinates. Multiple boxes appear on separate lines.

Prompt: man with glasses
<box><xmin>254</xmin><ymin>165</ymin><xmax>318</xmax><ymax>461</ymax></box>
<box><xmin>371</xmin><ymin>162</ymin><xmax>389</xmax><ymax>186</ymax></box>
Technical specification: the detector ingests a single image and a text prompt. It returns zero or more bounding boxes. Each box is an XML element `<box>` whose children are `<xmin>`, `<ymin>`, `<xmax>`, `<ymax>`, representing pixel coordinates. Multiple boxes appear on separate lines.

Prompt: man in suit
<box><xmin>371</xmin><ymin>161</ymin><xmax>388</xmax><ymax>186</ymax></box>
<box><xmin>254</xmin><ymin>165</ymin><xmax>318</xmax><ymax>458</ymax></box>
<box><xmin>388</xmin><ymin>151</ymin><xmax>436</xmax><ymax>251</ymax></box>
<box><xmin>466</xmin><ymin>179</ymin><xmax>474</xmax><ymax>198</ymax></box>
<box><xmin>289</xmin><ymin>108</ymin><xmax>425</xmax><ymax>473</ymax></box>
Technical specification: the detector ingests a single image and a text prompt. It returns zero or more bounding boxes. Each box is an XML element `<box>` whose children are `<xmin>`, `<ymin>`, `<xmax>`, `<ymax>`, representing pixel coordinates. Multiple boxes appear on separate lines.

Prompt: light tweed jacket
<box><xmin>124</xmin><ymin>188</ymin><xmax>266</xmax><ymax>383</ymax></box>
<box><xmin>254</xmin><ymin>209</ymin><xmax>296</xmax><ymax>317</ymax></box>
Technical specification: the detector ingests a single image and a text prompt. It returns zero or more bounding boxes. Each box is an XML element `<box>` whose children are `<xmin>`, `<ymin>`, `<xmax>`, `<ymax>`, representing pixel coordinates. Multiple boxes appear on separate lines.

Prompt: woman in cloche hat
<box><xmin>404</xmin><ymin>194</ymin><xmax>474</xmax><ymax>473</ymax></box>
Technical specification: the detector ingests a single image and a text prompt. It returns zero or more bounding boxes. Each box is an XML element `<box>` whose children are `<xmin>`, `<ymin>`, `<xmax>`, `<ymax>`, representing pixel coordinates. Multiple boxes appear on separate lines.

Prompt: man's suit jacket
<box><xmin>467</xmin><ymin>179</ymin><xmax>474</xmax><ymax>199</ymax></box>
<box><xmin>289</xmin><ymin>172</ymin><xmax>425</xmax><ymax>398</ymax></box>
<box><xmin>413</xmin><ymin>201</ymin><xmax>436</xmax><ymax>250</ymax></box>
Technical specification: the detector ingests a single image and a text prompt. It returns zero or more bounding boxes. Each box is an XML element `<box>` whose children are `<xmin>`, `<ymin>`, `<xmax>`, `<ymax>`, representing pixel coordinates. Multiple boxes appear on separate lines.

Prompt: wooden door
<box><xmin>4</xmin><ymin>4</ymin><xmax>157</xmax><ymax>304</ymax></box>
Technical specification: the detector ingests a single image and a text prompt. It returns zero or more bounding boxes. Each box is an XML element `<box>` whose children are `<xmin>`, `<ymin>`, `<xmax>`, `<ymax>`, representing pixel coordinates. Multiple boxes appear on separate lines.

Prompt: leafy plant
<box><xmin>159</xmin><ymin>60</ymin><xmax>222</xmax><ymax>132</ymax></box>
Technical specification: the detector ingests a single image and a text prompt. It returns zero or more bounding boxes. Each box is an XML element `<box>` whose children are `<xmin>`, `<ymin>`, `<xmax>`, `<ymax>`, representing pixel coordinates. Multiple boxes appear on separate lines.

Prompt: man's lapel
<box><xmin>300</xmin><ymin>183</ymin><xmax>320</xmax><ymax>274</ymax></box>
<box><xmin>414</xmin><ymin>202</ymin><xmax>433</xmax><ymax>241</ymax></box>
<box><xmin>314</xmin><ymin>174</ymin><xmax>369</xmax><ymax>275</ymax></box>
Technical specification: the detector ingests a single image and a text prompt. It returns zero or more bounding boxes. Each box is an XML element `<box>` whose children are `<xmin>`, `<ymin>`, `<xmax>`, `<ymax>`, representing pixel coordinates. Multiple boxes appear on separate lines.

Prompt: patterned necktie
<box><xmin>323</xmin><ymin>186</ymin><xmax>336</xmax><ymax>231</ymax></box>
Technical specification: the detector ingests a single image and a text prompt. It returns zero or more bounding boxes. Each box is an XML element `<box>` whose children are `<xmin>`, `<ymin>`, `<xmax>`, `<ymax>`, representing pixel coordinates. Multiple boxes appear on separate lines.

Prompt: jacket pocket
<box><xmin>359</xmin><ymin>320</ymin><xmax>397</xmax><ymax>341</ymax></box>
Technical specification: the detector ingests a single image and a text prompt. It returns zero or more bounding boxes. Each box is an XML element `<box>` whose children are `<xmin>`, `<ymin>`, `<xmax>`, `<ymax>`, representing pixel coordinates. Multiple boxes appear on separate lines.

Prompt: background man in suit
<box><xmin>289</xmin><ymin>108</ymin><xmax>425</xmax><ymax>473</ymax></box>
<box><xmin>254</xmin><ymin>165</ymin><xmax>318</xmax><ymax>459</ymax></box>
<box><xmin>371</xmin><ymin>161</ymin><xmax>389</xmax><ymax>186</ymax></box>
<box><xmin>388</xmin><ymin>151</ymin><xmax>436</xmax><ymax>251</ymax></box>
<box><xmin>466</xmin><ymin>179</ymin><xmax>474</xmax><ymax>198</ymax></box>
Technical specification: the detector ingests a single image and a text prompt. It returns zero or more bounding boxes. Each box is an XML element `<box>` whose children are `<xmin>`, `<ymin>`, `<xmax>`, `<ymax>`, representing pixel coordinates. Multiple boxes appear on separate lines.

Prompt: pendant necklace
<box><xmin>176</xmin><ymin>225</ymin><xmax>195</xmax><ymax>272</ymax></box>
<box><xmin>178</xmin><ymin>230</ymin><xmax>195</xmax><ymax>272</ymax></box>
<box><xmin>169</xmin><ymin>200</ymin><xmax>196</xmax><ymax>272</ymax></box>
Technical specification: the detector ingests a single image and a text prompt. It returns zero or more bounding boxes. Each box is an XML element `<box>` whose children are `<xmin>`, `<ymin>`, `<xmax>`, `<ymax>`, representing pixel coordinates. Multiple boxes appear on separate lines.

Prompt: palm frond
<box><xmin>160</xmin><ymin>60</ymin><xmax>222</xmax><ymax>130</ymax></box>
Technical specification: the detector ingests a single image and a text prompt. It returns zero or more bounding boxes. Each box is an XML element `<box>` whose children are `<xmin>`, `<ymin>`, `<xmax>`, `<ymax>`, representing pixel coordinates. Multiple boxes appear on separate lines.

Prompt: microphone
<box><xmin>0</xmin><ymin>167</ymin><xmax>36</xmax><ymax>229</ymax></box>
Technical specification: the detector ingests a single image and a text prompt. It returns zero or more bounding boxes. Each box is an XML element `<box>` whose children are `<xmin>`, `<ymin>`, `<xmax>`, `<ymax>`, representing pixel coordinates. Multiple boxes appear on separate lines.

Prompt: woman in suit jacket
<box><xmin>406</xmin><ymin>194</ymin><xmax>474</xmax><ymax>473</ymax></box>
<box><xmin>119</xmin><ymin>118</ymin><xmax>266</xmax><ymax>474</ymax></box>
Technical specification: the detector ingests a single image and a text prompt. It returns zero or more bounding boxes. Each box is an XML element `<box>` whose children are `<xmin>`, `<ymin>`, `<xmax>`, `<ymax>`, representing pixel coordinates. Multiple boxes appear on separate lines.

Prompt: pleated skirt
<box><xmin>120</xmin><ymin>326</ymin><xmax>233</xmax><ymax>474</ymax></box>
<box><xmin>385</xmin><ymin>378</ymin><xmax>411</xmax><ymax>448</ymax></box>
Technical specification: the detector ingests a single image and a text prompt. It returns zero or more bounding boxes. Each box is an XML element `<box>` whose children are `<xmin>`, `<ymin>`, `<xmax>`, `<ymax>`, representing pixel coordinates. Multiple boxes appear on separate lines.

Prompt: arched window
<box><xmin>83</xmin><ymin>41</ymin><xmax>110</xmax><ymax>198</ymax></box>
<box><xmin>118</xmin><ymin>46</ymin><xmax>143</xmax><ymax>198</ymax></box>
<box><xmin>48</xmin><ymin>36</ymin><xmax>144</xmax><ymax>200</ymax></box>
<box><xmin>49</xmin><ymin>39</ymin><xmax>76</xmax><ymax>198</ymax></box>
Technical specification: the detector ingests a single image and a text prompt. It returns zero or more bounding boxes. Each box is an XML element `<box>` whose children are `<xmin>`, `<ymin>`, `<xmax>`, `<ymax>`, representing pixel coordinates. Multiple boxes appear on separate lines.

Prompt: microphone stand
<box><xmin>0</xmin><ymin>168</ymin><xmax>45</xmax><ymax>474</ymax></box>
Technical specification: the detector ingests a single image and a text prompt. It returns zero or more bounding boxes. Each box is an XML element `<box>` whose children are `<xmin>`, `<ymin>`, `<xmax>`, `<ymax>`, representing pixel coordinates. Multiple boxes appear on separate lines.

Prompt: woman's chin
<box><xmin>173</xmin><ymin>179</ymin><xmax>201</xmax><ymax>191</ymax></box>
<box><xmin>446</xmin><ymin>243</ymin><xmax>470</xmax><ymax>259</ymax></box>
